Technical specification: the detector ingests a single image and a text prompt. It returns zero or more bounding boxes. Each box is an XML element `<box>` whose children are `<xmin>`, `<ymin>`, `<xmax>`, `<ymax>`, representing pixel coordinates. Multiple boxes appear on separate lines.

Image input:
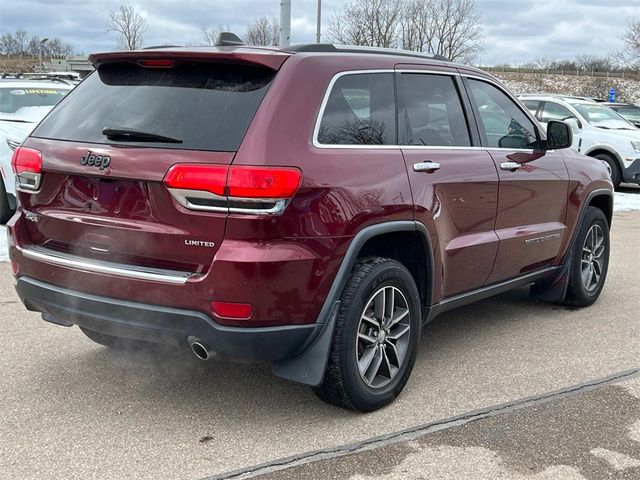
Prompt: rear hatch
<box><xmin>18</xmin><ymin>49</ymin><xmax>287</xmax><ymax>276</ymax></box>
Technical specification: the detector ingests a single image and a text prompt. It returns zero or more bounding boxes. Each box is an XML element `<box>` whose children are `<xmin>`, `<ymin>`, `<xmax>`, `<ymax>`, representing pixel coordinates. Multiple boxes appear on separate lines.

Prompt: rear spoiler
<box><xmin>89</xmin><ymin>47</ymin><xmax>291</xmax><ymax>71</ymax></box>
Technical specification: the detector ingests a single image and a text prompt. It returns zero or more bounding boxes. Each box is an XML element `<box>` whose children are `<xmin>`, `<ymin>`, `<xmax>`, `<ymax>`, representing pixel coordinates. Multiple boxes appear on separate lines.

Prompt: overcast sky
<box><xmin>0</xmin><ymin>0</ymin><xmax>637</xmax><ymax>65</ymax></box>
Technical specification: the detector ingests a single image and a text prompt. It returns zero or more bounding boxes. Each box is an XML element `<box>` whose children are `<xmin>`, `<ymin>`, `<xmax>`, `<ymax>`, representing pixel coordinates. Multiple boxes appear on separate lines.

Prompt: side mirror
<box><xmin>546</xmin><ymin>120</ymin><xmax>573</xmax><ymax>150</ymax></box>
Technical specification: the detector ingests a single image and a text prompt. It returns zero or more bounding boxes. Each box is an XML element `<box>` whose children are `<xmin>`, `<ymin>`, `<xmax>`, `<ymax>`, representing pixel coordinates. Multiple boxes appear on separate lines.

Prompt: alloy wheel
<box><xmin>356</xmin><ymin>286</ymin><xmax>411</xmax><ymax>389</ymax></box>
<box><xmin>581</xmin><ymin>224</ymin><xmax>606</xmax><ymax>292</ymax></box>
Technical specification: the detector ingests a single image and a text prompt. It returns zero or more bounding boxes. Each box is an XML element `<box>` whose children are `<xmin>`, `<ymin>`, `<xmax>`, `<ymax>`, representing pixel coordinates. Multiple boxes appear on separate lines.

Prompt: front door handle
<box><xmin>500</xmin><ymin>161</ymin><xmax>521</xmax><ymax>171</ymax></box>
<box><xmin>413</xmin><ymin>161</ymin><xmax>441</xmax><ymax>173</ymax></box>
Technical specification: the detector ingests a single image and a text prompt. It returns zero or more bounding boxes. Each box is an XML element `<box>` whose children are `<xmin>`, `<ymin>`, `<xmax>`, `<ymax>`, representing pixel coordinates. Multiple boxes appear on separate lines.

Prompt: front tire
<box><xmin>594</xmin><ymin>153</ymin><xmax>621</xmax><ymax>188</ymax></box>
<box><xmin>314</xmin><ymin>257</ymin><xmax>421</xmax><ymax>412</ymax></box>
<box><xmin>562</xmin><ymin>207</ymin><xmax>610</xmax><ymax>307</ymax></box>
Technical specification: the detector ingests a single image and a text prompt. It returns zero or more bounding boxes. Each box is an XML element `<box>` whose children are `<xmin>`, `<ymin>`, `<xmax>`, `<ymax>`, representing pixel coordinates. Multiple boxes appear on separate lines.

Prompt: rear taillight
<box><xmin>163</xmin><ymin>164</ymin><xmax>302</xmax><ymax>215</ymax></box>
<box><xmin>11</xmin><ymin>147</ymin><xmax>42</xmax><ymax>191</ymax></box>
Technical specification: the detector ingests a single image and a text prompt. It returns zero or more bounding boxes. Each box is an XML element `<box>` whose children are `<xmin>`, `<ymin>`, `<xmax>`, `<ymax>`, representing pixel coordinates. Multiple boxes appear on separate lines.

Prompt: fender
<box><xmin>272</xmin><ymin>220</ymin><xmax>435</xmax><ymax>386</ymax></box>
<box><xmin>583</xmin><ymin>144</ymin><xmax>623</xmax><ymax>164</ymax></box>
<box><xmin>530</xmin><ymin>188</ymin><xmax>613</xmax><ymax>303</ymax></box>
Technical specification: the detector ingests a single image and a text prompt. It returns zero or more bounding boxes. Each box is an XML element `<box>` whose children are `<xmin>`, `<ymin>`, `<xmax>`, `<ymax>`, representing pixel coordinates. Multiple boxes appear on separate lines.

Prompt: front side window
<box><xmin>541</xmin><ymin>102</ymin><xmax>574</xmax><ymax>123</ymax></box>
<box><xmin>318</xmin><ymin>73</ymin><xmax>396</xmax><ymax>145</ymax></box>
<box><xmin>467</xmin><ymin>79</ymin><xmax>539</xmax><ymax>149</ymax></box>
<box><xmin>399</xmin><ymin>73</ymin><xmax>470</xmax><ymax>147</ymax></box>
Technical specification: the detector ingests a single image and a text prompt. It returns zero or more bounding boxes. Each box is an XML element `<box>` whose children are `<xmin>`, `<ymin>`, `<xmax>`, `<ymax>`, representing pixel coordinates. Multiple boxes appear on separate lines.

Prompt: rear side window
<box><xmin>398</xmin><ymin>73</ymin><xmax>470</xmax><ymax>147</ymax></box>
<box><xmin>317</xmin><ymin>73</ymin><xmax>396</xmax><ymax>145</ymax></box>
<box><xmin>467</xmin><ymin>79</ymin><xmax>539</xmax><ymax>149</ymax></box>
<box><xmin>32</xmin><ymin>62</ymin><xmax>275</xmax><ymax>152</ymax></box>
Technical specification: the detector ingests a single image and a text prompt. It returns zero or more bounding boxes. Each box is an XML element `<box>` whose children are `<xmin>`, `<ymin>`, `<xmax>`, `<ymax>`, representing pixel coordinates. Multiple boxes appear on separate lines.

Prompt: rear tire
<box><xmin>562</xmin><ymin>207</ymin><xmax>610</xmax><ymax>307</ymax></box>
<box><xmin>80</xmin><ymin>327</ymin><xmax>159</xmax><ymax>351</ymax></box>
<box><xmin>313</xmin><ymin>257</ymin><xmax>421</xmax><ymax>412</ymax></box>
<box><xmin>0</xmin><ymin>177</ymin><xmax>14</xmax><ymax>224</ymax></box>
<box><xmin>594</xmin><ymin>153</ymin><xmax>621</xmax><ymax>188</ymax></box>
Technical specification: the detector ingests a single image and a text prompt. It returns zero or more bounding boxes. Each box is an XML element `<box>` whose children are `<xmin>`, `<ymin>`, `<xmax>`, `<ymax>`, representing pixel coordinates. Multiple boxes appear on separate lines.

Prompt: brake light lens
<box><xmin>227</xmin><ymin>166</ymin><xmax>302</xmax><ymax>198</ymax></box>
<box><xmin>211</xmin><ymin>301</ymin><xmax>252</xmax><ymax>320</ymax></box>
<box><xmin>163</xmin><ymin>164</ymin><xmax>302</xmax><ymax>200</ymax></box>
<box><xmin>137</xmin><ymin>59</ymin><xmax>175</xmax><ymax>68</ymax></box>
<box><xmin>11</xmin><ymin>147</ymin><xmax>42</xmax><ymax>174</ymax></box>
<box><xmin>164</xmin><ymin>164</ymin><xmax>227</xmax><ymax>196</ymax></box>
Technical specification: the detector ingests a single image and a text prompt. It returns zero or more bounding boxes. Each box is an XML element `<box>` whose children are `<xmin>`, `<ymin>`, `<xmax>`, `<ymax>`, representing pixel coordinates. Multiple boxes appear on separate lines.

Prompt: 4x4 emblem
<box><xmin>80</xmin><ymin>151</ymin><xmax>111</xmax><ymax>171</ymax></box>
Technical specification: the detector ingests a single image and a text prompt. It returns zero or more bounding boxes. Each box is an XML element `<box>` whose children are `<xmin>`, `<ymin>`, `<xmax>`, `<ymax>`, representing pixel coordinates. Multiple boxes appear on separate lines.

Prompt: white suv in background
<box><xmin>0</xmin><ymin>79</ymin><xmax>73</xmax><ymax>222</ymax></box>
<box><xmin>519</xmin><ymin>94</ymin><xmax>640</xmax><ymax>188</ymax></box>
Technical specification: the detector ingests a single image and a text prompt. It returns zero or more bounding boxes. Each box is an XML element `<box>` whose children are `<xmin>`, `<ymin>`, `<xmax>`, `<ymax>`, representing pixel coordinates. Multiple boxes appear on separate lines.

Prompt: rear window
<box><xmin>32</xmin><ymin>62</ymin><xmax>275</xmax><ymax>152</ymax></box>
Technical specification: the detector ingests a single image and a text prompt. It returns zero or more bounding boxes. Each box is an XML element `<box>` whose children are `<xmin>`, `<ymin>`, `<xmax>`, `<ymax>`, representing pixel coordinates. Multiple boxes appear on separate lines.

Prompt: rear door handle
<box><xmin>500</xmin><ymin>161</ymin><xmax>521</xmax><ymax>171</ymax></box>
<box><xmin>413</xmin><ymin>161</ymin><xmax>441</xmax><ymax>173</ymax></box>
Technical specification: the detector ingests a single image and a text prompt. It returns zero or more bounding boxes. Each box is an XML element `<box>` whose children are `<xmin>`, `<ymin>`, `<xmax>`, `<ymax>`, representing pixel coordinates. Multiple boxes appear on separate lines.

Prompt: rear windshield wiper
<box><xmin>102</xmin><ymin>126</ymin><xmax>183</xmax><ymax>143</ymax></box>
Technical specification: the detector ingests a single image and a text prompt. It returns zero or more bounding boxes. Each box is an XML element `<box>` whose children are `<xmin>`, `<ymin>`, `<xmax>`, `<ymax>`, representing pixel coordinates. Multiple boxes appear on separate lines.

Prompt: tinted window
<box><xmin>318</xmin><ymin>73</ymin><xmax>395</xmax><ymax>145</ymax></box>
<box><xmin>399</xmin><ymin>73</ymin><xmax>470</xmax><ymax>147</ymax></box>
<box><xmin>522</xmin><ymin>100</ymin><xmax>540</xmax><ymax>117</ymax></box>
<box><xmin>468</xmin><ymin>79</ymin><xmax>539</xmax><ymax>149</ymax></box>
<box><xmin>33</xmin><ymin>63</ymin><xmax>275</xmax><ymax>152</ymax></box>
<box><xmin>541</xmin><ymin>102</ymin><xmax>574</xmax><ymax>123</ymax></box>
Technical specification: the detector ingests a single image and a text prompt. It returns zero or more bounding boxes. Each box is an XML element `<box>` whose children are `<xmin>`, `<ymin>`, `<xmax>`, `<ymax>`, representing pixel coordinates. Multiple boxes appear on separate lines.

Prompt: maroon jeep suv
<box><xmin>7</xmin><ymin>36</ymin><xmax>613</xmax><ymax>411</ymax></box>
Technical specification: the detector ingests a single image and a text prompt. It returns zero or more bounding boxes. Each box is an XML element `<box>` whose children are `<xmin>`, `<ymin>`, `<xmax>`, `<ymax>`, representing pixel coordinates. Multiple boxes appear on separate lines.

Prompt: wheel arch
<box><xmin>272</xmin><ymin>220</ymin><xmax>435</xmax><ymax>386</ymax></box>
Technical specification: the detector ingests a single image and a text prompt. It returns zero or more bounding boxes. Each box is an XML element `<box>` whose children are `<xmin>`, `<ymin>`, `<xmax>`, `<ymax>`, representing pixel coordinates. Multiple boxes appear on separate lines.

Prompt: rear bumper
<box><xmin>622</xmin><ymin>158</ymin><xmax>640</xmax><ymax>183</ymax></box>
<box><xmin>15</xmin><ymin>276</ymin><xmax>321</xmax><ymax>362</ymax></box>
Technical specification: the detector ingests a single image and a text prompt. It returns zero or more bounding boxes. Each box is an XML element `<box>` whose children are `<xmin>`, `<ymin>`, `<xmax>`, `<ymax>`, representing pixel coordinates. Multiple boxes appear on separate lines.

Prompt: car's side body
<box><xmin>519</xmin><ymin>95</ymin><xmax>640</xmax><ymax>185</ymax></box>
<box><xmin>7</xmin><ymin>46</ymin><xmax>613</xmax><ymax>390</ymax></box>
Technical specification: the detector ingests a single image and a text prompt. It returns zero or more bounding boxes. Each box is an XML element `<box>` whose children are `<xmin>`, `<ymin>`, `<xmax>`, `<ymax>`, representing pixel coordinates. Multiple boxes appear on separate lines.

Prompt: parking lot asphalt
<box><xmin>0</xmin><ymin>210</ymin><xmax>638</xmax><ymax>480</ymax></box>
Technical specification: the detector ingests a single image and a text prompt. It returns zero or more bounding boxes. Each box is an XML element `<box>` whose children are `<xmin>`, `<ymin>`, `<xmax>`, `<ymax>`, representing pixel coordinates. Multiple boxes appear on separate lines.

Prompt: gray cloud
<box><xmin>0</xmin><ymin>0</ymin><xmax>635</xmax><ymax>64</ymax></box>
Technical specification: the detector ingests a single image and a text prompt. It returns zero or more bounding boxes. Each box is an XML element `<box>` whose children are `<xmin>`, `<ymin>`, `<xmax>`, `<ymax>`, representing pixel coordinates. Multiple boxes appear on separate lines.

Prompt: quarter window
<box><xmin>399</xmin><ymin>73</ymin><xmax>471</xmax><ymax>147</ymax></box>
<box><xmin>468</xmin><ymin>79</ymin><xmax>539</xmax><ymax>149</ymax></box>
<box><xmin>318</xmin><ymin>73</ymin><xmax>396</xmax><ymax>145</ymax></box>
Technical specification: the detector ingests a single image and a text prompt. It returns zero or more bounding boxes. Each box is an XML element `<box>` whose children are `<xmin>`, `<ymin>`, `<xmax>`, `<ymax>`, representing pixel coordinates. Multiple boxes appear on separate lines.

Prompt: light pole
<box><xmin>316</xmin><ymin>0</ymin><xmax>322</xmax><ymax>44</ymax></box>
<box><xmin>38</xmin><ymin>38</ymin><xmax>48</xmax><ymax>72</ymax></box>
<box><xmin>280</xmin><ymin>0</ymin><xmax>291</xmax><ymax>47</ymax></box>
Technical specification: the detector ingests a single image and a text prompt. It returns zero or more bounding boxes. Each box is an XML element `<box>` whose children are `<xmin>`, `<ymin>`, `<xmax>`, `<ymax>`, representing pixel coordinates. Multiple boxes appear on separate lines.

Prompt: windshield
<box><xmin>614</xmin><ymin>106</ymin><xmax>640</xmax><ymax>123</ymax></box>
<box><xmin>569</xmin><ymin>102</ymin><xmax>634</xmax><ymax>129</ymax></box>
<box><xmin>0</xmin><ymin>87</ymin><xmax>68</xmax><ymax>122</ymax></box>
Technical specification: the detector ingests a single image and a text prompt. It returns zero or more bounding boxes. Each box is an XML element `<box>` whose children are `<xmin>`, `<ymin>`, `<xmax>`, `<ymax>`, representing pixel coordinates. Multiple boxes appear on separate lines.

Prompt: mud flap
<box><xmin>530</xmin><ymin>259</ymin><xmax>571</xmax><ymax>303</ymax></box>
<box><xmin>271</xmin><ymin>301</ymin><xmax>340</xmax><ymax>387</ymax></box>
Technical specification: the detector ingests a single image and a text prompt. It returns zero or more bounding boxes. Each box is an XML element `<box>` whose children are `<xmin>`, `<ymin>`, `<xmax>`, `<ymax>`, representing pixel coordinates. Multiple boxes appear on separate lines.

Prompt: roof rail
<box><xmin>286</xmin><ymin>43</ymin><xmax>449</xmax><ymax>62</ymax></box>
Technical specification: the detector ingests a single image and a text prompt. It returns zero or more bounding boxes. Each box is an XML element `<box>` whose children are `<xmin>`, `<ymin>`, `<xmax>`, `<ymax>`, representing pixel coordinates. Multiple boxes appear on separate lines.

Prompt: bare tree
<box><xmin>245</xmin><ymin>17</ymin><xmax>279</xmax><ymax>46</ymax></box>
<box><xmin>417</xmin><ymin>0</ymin><xmax>483</xmax><ymax>63</ymax></box>
<box><xmin>617</xmin><ymin>19</ymin><xmax>640</xmax><ymax>67</ymax></box>
<box><xmin>329</xmin><ymin>0</ymin><xmax>402</xmax><ymax>48</ymax></box>
<box><xmin>107</xmin><ymin>5</ymin><xmax>148</xmax><ymax>50</ymax></box>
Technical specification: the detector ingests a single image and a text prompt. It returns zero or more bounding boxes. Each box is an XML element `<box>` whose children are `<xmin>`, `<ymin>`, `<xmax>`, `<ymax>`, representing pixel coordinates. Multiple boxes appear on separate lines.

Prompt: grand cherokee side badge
<box><xmin>80</xmin><ymin>151</ymin><xmax>111</xmax><ymax>171</ymax></box>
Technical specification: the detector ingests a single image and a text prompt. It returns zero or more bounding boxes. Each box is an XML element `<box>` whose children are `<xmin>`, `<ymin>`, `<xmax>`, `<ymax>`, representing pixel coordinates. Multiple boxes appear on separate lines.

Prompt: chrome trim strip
<box><xmin>22</xmin><ymin>246</ymin><xmax>196</xmax><ymax>285</ymax></box>
<box><xmin>168</xmin><ymin>188</ymin><xmax>289</xmax><ymax>215</ymax></box>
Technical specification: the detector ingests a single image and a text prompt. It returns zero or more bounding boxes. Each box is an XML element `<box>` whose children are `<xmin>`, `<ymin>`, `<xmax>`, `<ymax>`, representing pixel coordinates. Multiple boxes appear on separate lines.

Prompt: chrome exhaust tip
<box><xmin>187</xmin><ymin>337</ymin><xmax>211</xmax><ymax>361</ymax></box>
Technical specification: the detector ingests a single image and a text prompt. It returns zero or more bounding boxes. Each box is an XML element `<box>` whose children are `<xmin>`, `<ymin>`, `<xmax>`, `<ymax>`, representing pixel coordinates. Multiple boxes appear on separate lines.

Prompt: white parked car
<box><xmin>0</xmin><ymin>80</ymin><xmax>73</xmax><ymax>222</ymax></box>
<box><xmin>518</xmin><ymin>94</ymin><xmax>640</xmax><ymax>188</ymax></box>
